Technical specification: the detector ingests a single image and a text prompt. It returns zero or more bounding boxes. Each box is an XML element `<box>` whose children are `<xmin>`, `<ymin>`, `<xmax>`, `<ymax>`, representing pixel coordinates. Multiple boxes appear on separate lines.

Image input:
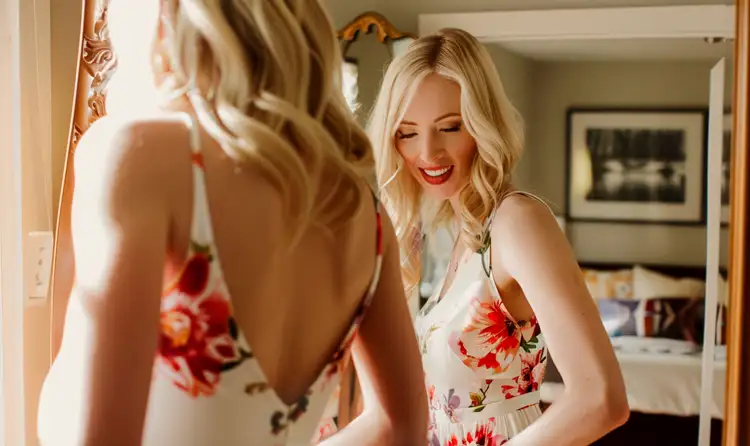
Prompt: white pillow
<box><xmin>632</xmin><ymin>265</ymin><xmax>705</xmax><ymax>300</ymax></box>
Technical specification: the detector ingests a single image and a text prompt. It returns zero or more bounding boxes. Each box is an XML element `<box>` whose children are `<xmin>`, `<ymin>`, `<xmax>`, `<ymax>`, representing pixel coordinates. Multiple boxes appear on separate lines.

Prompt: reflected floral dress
<box><xmin>140</xmin><ymin>114</ymin><xmax>384</xmax><ymax>445</ymax></box>
<box><xmin>415</xmin><ymin>192</ymin><xmax>550</xmax><ymax>446</ymax></box>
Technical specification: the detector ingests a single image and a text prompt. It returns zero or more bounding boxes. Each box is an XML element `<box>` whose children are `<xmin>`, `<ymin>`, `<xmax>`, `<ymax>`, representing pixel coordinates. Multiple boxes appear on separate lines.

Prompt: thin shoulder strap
<box><xmin>485</xmin><ymin>190</ymin><xmax>555</xmax><ymax>230</ymax></box>
<box><xmin>363</xmin><ymin>191</ymin><xmax>384</xmax><ymax>306</ymax></box>
<box><xmin>181</xmin><ymin>113</ymin><xmax>216</xmax><ymax>246</ymax></box>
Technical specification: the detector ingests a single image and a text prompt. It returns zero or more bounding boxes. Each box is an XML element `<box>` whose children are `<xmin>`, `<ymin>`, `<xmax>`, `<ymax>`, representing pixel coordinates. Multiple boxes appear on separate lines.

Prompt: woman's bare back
<box><xmin>165</xmin><ymin>120</ymin><xmax>379</xmax><ymax>405</ymax></box>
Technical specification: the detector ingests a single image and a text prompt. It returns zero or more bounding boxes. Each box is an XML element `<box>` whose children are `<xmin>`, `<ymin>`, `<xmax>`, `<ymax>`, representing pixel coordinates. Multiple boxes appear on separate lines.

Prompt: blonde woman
<box><xmin>36</xmin><ymin>1</ymin><xmax>427</xmax><ymax>445</ymax></box>
<box><xmin>368</xmin><ymin>28</ymin><xmax>629</xmax><ymax>445</ymax></box>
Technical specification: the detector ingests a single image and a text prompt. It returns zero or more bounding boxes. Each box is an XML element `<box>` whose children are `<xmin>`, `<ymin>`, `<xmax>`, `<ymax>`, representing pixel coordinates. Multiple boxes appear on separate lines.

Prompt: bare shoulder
<box><xmin>490</xmin><ymin>193</ymin><xmax>559</xmax><ymax>240</ymax></box>
<box><xmin>73</xmin><ymin>115</ymin><xmax>192</xmax><ymax>196</ymax></box>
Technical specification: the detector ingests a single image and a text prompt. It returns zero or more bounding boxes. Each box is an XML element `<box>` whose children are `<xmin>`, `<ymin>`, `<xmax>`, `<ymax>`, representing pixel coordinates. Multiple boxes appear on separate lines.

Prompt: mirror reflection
<box><xmin>411</xmin><ymin>35</ymin><xmax>734</xmax><ymax>446</ymax></box>
<box><xmin>41</xmin><ymin>2</ymin><xmax>745</xmax><ymax>446</ymax></box>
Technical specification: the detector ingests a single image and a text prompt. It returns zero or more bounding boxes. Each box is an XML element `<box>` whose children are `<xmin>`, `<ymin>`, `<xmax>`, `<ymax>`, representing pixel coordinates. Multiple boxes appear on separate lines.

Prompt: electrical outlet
<box><xmin>26</xmin><ymin>231</ymin><xmax>54</xmax><ymax>304</ymax></box>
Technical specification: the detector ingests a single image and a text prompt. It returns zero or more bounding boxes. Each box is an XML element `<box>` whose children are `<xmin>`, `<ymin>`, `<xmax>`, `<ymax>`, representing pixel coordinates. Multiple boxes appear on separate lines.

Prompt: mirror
<box><xmin>377</xmin><ymin>4</ymin><xmax>743</xmax><ymax>446</ymax></box>
<box><xmin>337</xmin><ymin>12</ymin><xmax>416</xmax><ymax>124</ymax></box>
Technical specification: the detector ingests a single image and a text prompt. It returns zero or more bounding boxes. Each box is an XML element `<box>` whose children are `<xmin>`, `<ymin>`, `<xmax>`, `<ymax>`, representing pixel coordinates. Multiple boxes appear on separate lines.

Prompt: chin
<box><xmin>421</xmin><ymin>184</ymin><xmax>460</xmax><ymax>201</ymax></box>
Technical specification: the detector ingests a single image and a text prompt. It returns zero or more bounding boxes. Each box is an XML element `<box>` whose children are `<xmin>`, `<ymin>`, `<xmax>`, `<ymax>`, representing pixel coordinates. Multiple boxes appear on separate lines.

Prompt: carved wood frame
<box><xmin>337</xmin><ymin>11</ymin><xmax>416</xmax><ymax>59</ymax></box>
<box><xmin>49</xmin><ymin>0</ymin><xmax>115</xmax><ymax>360</ymax></box>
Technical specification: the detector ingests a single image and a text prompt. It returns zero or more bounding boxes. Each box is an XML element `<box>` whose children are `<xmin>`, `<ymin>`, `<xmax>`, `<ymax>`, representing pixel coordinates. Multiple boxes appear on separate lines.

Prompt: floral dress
<box><xmin>415</xmin><ymin>192</ymin><xmax>550</xmax><ymax>446</ymax></box>
<box><xmin>140</xmin><ymin>115</ymin><xmax>383</xmax><ymax>445</ymax></box>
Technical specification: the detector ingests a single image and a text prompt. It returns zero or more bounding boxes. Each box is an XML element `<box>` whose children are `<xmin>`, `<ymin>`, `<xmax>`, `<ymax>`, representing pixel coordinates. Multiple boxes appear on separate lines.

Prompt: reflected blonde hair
<box><xmin>367</xmin><ymin>28</ymin><xmax>524</xmax><ymax>294</ymax></box>
<box><xmin>113</xmin><ymin>0</ymin><xmax>372</xmax><ymax>237</ymax></box>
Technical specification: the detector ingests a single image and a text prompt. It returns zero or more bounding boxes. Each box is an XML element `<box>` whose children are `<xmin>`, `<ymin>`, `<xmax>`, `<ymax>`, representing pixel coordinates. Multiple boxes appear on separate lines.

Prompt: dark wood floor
<box><xmin>541</xmin><ymin>403</ymin><xmax>723</xmax><ymax>445</ymax></box>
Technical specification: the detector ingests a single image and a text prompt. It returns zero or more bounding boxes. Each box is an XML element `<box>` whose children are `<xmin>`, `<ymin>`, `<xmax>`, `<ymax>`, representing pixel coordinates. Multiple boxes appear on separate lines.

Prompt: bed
<box><xmin>540</xmin><ymin>262</ymin><xmax>728</xmax><ymax>445</ymax></box>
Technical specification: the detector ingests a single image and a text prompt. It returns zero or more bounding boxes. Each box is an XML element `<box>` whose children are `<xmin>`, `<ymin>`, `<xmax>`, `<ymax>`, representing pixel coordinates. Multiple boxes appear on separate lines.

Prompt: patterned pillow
<box><xmin>640</xmin><ymin>297</ymin><xmax>703</xmax><ymax>342</ymax></box>
<box><xmin>583</xmin><ymin>269</ymin><xmax>634</xmax><ymax>300</ymax></box>
<box><xmin>596</xmin><ymin>299</ymin><xmax>640</xmax><ymax>337</ymax></box>
<box><xmin>687</xmin><ymin>300</ymin><xmax>728</xmax><ymax>346</ymax></box>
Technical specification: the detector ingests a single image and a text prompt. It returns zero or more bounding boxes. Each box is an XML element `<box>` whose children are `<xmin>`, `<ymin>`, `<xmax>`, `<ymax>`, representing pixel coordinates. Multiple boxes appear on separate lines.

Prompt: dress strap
<box><xmin>480</xmin><ymin>190</ymin><xmax>555</xmax><ymax>285</ymax></box>
<box><xmin>362</xmin><ymin>191</ymin><xmax>384</xmax><ymax>308</ymax></box>
<box><xmin>181</xmin><ymin>113</ymin><xmax>216</xmax><ymax>246</ymax></box>
<box><xmin>485</xmin><ymin>190</ymin><xmax>555</xmax><ymax>230</ymax></box>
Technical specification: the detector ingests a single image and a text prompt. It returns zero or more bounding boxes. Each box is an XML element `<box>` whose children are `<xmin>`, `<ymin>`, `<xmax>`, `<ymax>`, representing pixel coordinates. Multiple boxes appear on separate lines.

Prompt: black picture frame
<box><xmin>565</xmin><ymin>107</ymin><xmax>709</xmax><ymax>225</ymax></box>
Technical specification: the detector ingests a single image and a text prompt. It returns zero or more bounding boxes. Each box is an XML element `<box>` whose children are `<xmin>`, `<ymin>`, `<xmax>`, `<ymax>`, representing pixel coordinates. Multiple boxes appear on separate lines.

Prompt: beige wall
<box><xmin>50</xmin><ymin>0</ymin><xmax>81</xmax><ymax>221</ymax></box>
<box><xmin>525</xmin><ymin>59</ymin><xmax>730</xmax><ymax>266</ymax></box>
<box><xmin>484</xmin><ymin>44</ymin><xmax>536</xmax><ymax>189</ymax></box>
<box><xmin>20</xmin><ymin>1</ymin><xmax>82</xmax><ymax>445</ymax></box>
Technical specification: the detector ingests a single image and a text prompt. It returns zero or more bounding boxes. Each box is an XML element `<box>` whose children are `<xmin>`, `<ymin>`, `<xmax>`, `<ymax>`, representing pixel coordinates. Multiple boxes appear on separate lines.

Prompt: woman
<box><xmin>36</xmin><ymin>1</ymin><xmax>426</xmax><ymax>445</ymax></box>
<box><xmin>367</xmin><ymin>28</ymin><xmax>629</xmax><ymax>445</ymax></box>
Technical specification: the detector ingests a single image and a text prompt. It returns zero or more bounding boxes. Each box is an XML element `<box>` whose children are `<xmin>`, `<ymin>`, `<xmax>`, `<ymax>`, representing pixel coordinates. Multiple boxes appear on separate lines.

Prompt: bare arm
<box><xmin>491</xmin><ymin>196</ymin><xmax>629</xmax><ymax>446</ymax></box>
<box><xmin>69</xmin><ymin>118</ymin><xmax>170</xmax><ymax>446</ymax></box>
<box><xmin>321</xmin><ymin>209</ymin><xmax>428</xmax><ymax>446</ymax></box>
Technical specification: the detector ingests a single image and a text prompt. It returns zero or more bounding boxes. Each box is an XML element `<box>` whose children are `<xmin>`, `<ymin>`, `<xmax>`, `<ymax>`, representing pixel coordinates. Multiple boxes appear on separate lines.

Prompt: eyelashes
<box><xmin>396</xmin><ymin>124</ymin><xmax>462</xmax><ymax>140</ymax></box>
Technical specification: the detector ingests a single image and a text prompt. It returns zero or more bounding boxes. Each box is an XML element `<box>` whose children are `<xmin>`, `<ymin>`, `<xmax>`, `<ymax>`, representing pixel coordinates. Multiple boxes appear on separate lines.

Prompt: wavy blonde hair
<box><xmin>367</xmin><ymin>28</ymin><xmax>524</xmax><ymax>294</ymax></box>
<box><xmin>108</xmin><ymin>0</ymin><xmax>372</xmax><ymax>237</ymax></box>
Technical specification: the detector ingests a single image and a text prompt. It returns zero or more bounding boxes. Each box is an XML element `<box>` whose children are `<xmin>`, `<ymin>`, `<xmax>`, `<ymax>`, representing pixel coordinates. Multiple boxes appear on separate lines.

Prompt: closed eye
<box><xmin>397</xmin><ymin>132</ymin><xmax>417</xmax><ymax>140</ymax></box>
<box><xmin>440</xmin><ymin>124</ymin><xmax>461</xmax><ymax>133</ymax></box>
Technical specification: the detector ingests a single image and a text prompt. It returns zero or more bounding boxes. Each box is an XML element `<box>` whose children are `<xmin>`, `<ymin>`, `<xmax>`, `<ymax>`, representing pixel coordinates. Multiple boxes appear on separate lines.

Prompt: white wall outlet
<box><xmin>26</xmin><ymin>231</ymin><xmax>54</xmax><ymax>304</ymax></box>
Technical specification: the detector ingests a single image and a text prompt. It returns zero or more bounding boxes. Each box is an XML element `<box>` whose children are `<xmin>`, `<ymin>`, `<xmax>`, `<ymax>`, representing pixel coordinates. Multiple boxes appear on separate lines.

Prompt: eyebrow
<box><xmin>400</xmin><ymin>112</ymin><xmax>461</xmax><ymax>126</ymax></box>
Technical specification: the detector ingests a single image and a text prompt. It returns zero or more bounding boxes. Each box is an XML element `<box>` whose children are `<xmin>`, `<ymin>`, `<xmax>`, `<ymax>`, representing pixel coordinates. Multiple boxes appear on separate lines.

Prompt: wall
<box><xmin>485</xmin><ymin>44</ymin><xmax>537</xmax><ymax>189</ymax></box>
<box><xmin>325</xmin><ymin>0</ymin><xmax>732</xmax><ymax>38</ymax></box>
<box><xmin>526</xmin><ymin>59</ymin><xmax>731</xmax><ymax>266</ymax></box>
<box><xmin>50</xmin><ymin>0</ymin><xmax>81</xmax><ymax>221</ymax></box>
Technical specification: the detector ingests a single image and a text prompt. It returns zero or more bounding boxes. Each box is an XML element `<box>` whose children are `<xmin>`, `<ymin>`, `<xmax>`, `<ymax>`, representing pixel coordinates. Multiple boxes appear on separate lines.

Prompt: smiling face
<box><xmin>396</xmin><ymin>74</ymin><xmax>477</xmax><ymax>201</ymax></box>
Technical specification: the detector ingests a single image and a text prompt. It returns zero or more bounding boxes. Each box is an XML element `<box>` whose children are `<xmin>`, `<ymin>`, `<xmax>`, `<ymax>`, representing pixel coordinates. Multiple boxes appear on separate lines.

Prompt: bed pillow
<box><xmin>584</xmin><ymin>268</ymin><xmax>634</xmax><ymax>300</ymax></box>
<box><xmin>596</xmin><ymin>296</ymin><xmax>713</xmax><ymax>344</ymax></box>
<box><xmin>640</xmin><ymin>297</ymin><xmax>703</xmax><ymax>342</ymax></box>
<box><xmin>632</xmin><ymin>265</ymin><xmax>705</xmax><ymax>300</ymax></box>
<box><xmin>596</xmin><ymin>299</ymin><xmax>640</xmax><ymax>337</ymax></box>
<box><xmin>687</xmin><ymin>300</ymin><xmax>728</xmax><ymax>346</ymax></box>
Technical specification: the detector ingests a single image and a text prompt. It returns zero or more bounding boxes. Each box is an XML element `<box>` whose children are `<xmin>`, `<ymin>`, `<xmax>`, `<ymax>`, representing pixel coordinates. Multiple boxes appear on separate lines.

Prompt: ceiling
<box><xmin>496</xmin><ymin>37</ymin><xmax>735</xmax><ymax>62</ymax></box>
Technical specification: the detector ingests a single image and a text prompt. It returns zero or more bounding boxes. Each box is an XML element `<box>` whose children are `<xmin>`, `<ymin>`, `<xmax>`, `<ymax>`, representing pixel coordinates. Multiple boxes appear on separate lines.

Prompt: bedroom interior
<box><xmin>416</xmin><ymin>4</ymin><xmax>745</xmax><ymax>446</ymax></box>
<box><xmin>9</xmin><ymin>0</ymin><xmax>740</xmax><ymax>446</ymax></box>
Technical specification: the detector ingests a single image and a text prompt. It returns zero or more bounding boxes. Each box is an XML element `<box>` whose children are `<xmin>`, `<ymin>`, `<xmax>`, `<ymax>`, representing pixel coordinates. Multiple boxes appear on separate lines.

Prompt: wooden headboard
<box><xmin>577</xmin><ymin>261</ymin><xmax>728</xmax><ymax>281</ymax></box>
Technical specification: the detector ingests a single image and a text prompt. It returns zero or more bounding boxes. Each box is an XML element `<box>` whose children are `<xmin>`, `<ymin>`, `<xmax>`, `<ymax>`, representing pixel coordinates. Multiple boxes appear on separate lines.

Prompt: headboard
<box><xmin>578</xmin><ymin>261</ymin><xmax>728</xmax><ymax>280</ymax></box>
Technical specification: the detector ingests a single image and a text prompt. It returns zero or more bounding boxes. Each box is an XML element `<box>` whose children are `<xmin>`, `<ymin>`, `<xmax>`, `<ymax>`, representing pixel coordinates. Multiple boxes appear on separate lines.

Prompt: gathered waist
<box><xmin>432</xmin><ymin>391</ymin><xmax>541</xmax><ymax>425</ymax></box>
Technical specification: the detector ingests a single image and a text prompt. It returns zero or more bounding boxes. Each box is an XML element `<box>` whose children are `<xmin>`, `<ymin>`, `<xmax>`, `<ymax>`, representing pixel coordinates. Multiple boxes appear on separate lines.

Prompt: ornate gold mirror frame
<box><xmin>50</xmin><ymin>0</ymin><xmax>114</xmax><ymax>360</ymax></box>
<box><xmin>337</xmin><ymin>11</ymin><xmax>416</xmax><ymax>60</ymax></box>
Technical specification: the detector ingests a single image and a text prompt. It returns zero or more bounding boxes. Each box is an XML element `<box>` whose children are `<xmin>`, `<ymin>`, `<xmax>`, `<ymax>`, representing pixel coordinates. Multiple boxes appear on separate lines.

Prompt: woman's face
<box><xmin>395</xmin><ymin>74</ymin><xmax>477</xmax><ymax>201</ymax></box>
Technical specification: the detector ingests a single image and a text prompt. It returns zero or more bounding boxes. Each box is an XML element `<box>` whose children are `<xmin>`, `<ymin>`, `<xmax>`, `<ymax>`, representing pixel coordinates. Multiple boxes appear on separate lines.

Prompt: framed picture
<box><xmin>721</xmin><ymin>112</ymin><xmax>731</xmax><ymax>225</ymax></box>
<box><xmin>565</xmin><ymin>108</ymin><xmax>707</xmax><ymax>225</ymax></box>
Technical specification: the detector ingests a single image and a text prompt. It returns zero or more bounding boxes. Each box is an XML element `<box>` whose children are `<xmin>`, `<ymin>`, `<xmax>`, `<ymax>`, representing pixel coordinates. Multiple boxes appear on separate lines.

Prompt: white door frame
<box><xmin>419</xmin><ymin>5</ymin><xmax>735</xmax><ymax>42</ymax></box>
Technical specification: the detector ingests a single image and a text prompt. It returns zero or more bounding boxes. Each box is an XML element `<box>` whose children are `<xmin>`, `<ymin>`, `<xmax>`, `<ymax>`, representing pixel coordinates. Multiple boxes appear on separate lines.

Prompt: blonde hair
<box><xmin>367</xmin><ymin>28</ymin><xmax>524</xmax><ymax>294</ymax></box>
<box><xmin>110</xmin><ymin>0</ymin><xmax>372</xmax><ymax>237</ymax></box>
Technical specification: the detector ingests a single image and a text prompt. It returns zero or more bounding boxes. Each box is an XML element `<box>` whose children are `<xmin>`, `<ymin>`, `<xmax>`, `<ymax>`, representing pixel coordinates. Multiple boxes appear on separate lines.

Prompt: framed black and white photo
<box><xmin>721</xmin><ymin>112</ymin><xmax>731</xmax><ymax>225</ymax></box>
<box><xmin>565</xmin><ymin>108</ymin><xmax>707</xmax><ymax>224</ymax></box>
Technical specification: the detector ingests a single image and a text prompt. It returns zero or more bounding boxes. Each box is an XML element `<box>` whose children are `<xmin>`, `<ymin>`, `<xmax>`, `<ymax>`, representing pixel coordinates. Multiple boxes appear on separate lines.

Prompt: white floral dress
<box><xmin>38</xmin><ymin>114</ymin><xmax>383</xmax><ymax>446</ymax></box>
<box><xmin>415</xmin><ymin>192</ymin><xmax>549</xmax><ymax>446</ymax></box>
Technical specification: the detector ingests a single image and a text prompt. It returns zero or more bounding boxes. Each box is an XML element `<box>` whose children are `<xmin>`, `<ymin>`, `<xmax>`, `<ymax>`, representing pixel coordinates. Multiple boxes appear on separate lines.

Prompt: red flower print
<box><xmin>177</xmin><ymin>255</ymin><xmax>211</xmax><ymax>296</ymax></box>
<box><xmin>313</xmin><ymin>419</ymin><xmax>337</xmax><ymax>442</ymax></box>
<box><xmin>157</xmin><ymin>282</ymin><xmax>244</xmax><ymax>397</ymax></box>
<box><xmin>501</xmin><ymin>350</ymin><xmax>546</xmax><ymax>399</ymax></box>
<box><xmin>164</xmin><ymin>244</ymin><xmax>212</xmax><ymax>297</ymax></box>
<box><xmin>469</xmin><ymin>424</ymin><xmax>507</xmax><ymax>445</ymax></box>
<box><xmin>449</xmin><ymin>290</ymin><xmax>522</xmax><ymax>374</ymax></box>
<box><xmin>191</xmin><ymin>153</ymin><xmax>205</xmax><ymax>169</ymax></box>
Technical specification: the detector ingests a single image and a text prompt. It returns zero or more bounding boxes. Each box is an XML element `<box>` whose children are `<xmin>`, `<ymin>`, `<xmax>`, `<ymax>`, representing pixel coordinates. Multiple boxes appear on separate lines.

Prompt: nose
<box><xmin>419</xmin><ymin>132</ymin><xmax>444</xmax><ymax>163</ymax></box>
